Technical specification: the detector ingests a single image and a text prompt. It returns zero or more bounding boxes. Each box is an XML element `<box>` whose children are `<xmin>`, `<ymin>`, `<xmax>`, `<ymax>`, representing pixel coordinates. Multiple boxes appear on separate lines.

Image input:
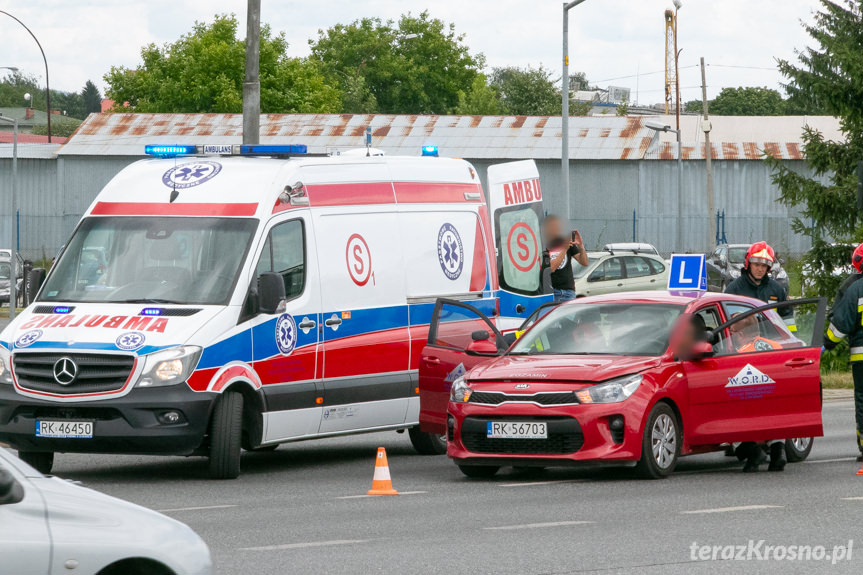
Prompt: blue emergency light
<box><xmin>239</xmin><ymin>144</ymin><xmax>307</xmax><ymax>155</ymax></box>
<box><xmin>144</xmin><ymin>145</ymin><xmax>197</xmax><ymax>157</ymax></box>
<box><xmin>421</xmin><ymin>145</ymin><xmax>439</xmax><ymax>157</ymax></box>
<box><xmin>52</xmin><ymin>306</ymin><xmax>72</xmax><ymax>314</ymax></box>
<box><xmin>140</xmin><ymin>308</ymin><xmax>163</xmax><ymax>317</ymax></box>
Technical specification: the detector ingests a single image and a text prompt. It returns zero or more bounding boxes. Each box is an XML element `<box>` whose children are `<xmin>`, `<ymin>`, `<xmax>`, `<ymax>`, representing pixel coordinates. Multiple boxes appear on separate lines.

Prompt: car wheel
<box><xmin>209</xmin><ymin>391</ymin><xmax>243</xmax><ymax>479</ymax></box>
<box><xmin>408</xmin><ymin>427</ymin><xmax>447</xmax><ymax>455</ymax></box>
<box><xmin>457</xmin><ymin>465</ymin><xmax>500</xmax><ymax>479</ymax></box>
<box><xmin>636</xmin><ymin>403</ymin><xmax>680</xmax><ymax>479</ymax></box>
<box><xmin>785</xmin><ymin>437</ymin><xmax>814</xmax><ymax>462</ymax></box>
<box><xmin>17</xmin><ymin>451</ymin><xmax>54</xmax><ymax>474</ymax></box>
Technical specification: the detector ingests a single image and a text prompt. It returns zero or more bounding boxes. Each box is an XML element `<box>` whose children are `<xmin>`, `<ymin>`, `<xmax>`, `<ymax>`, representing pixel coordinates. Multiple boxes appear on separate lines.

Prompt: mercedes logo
<box><xmin>53</xmin><ymin>357</ymin><xmax>78</xmax><ymax>386</ymax></box>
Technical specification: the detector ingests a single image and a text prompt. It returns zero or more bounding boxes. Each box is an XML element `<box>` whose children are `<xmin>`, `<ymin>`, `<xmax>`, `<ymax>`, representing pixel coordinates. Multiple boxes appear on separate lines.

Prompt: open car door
<box><xmin>418</xmin><ymin>299</ymin><xmax>506</xmax><ymax>434</ymax></box>
<box><xmin>487</xmin><ymin>160</ymin><xmax>551</xmax><ymax>328</ymax></box>
<box><xmin>683</xmin><ymin>298</ymin><xmax>827</xmax><ymax>446</ymax></box>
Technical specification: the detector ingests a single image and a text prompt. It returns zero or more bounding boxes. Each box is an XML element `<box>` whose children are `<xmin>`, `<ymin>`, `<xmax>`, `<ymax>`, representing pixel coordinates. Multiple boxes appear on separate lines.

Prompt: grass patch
<box><xmin>822</xmin><ymin>370</ymin><xmax>854</xmax><ymax>389</ymax></box>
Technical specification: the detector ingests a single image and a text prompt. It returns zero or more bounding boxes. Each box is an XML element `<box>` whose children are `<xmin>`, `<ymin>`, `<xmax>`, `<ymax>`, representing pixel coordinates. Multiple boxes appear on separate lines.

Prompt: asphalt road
<box><xmin>33</xmin><ymin>398</ymin><xmax>861</xmax><ymax>575</ymax></box>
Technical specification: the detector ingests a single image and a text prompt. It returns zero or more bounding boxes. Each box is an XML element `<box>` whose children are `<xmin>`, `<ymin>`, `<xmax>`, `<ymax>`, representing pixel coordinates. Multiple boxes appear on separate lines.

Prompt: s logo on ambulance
<box><xmin>14</xmin><ymin>330</ymin><xmax>42</xmax><ymax>348</ymax></box>
<box><xmin>437</xmin><ymin>223</ymin><xmax>463</xmax><ymax>281</ymax></box>
<box><xmin>275</xmin><ymin>313</ymin><xmax>298</xmax><ymax>355</ymax></box>
<box><xmin>161</xmin><ymin>161</ymin><xmax>222</xmax><ymax>189</ymax></box>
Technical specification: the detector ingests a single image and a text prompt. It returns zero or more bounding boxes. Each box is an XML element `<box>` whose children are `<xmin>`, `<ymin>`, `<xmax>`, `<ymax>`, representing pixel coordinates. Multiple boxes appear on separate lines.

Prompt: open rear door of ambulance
<box><xmin>487</xmin><ymin>160</ymin><xmax>551</xmax><ymax>330</ymax></box>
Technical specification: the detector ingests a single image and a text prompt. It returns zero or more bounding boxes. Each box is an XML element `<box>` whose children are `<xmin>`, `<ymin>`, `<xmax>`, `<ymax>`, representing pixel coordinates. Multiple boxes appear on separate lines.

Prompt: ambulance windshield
<box><xmin>39</xmin><ymin>217</ymin><xmax>258</xmax><ymax>305</ymax></box>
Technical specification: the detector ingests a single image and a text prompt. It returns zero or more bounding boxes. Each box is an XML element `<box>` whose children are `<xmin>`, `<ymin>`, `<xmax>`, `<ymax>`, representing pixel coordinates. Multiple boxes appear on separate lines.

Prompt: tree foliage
<box><xmin>310</xmin><ymin>11</ymin><xmax>482</xmax><ymax>114</ymax></box>
<box><xmin>81</xmin><ymin>80</ymin><xmax>102</xmax><ymax>115</ymax></box>
<box><xmin>490</xmin><ymin>65</ymin><xmax>561</xmax><ymax>116</ymax></box>
<box><xmin>709</xmin><ymin>86</ymin><xmax>787</xmax><ymax>115</ymax></box>
<box><xmin>0</xmin><ymin>71</ymin><xmax>88</xmax><ymax>119</ymax></box>
<box><xmin>104</xmin><ymin>14</ymin><xmax>339</xmax><ymax>113</ymax></box>
<box><xmin>766</xmin><ymin>0</ymin><xmax>863</xmax><ymax>298</ymax></box>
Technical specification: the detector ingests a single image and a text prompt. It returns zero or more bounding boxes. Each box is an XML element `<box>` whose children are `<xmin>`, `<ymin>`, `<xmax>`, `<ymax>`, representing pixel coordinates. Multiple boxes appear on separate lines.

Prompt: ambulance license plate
<box><xmin>486</xmin><ymin>421</ymin><xmax>547</xmax><ymax>439</ymax></box>
<box><xmin>35</xmin><ymin>421</ymin><xmax>93</xmax><ymax>439</ymax></box>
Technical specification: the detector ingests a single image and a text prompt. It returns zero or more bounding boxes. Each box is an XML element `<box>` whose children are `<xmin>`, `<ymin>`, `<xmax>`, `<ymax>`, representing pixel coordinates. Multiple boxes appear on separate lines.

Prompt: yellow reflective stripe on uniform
<box><xmin>783</xmin><ymin>317</ymin><xmax>797</xmax><ymax>332</ymax></box>
<box><xmin>514</xmin><ymin>330</ymin><xmax>524</xmax><ymax>339</ymax></box>
<box><xmin>827</xmin><ymin>323</ymin><xmax>846</xmax><ymax>342</ymax></box>
<box><xmin>850</xmin><ymin>347</ymin><xmax>863</xmax><ymax>361</ymax></box>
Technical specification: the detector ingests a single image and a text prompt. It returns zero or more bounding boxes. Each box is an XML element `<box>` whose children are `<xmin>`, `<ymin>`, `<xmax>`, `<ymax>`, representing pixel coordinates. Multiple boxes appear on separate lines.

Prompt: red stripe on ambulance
<box><xmin>92</xmin><ymin>202</ymin><xmax>258</xmax><ymax>217</ymax></box>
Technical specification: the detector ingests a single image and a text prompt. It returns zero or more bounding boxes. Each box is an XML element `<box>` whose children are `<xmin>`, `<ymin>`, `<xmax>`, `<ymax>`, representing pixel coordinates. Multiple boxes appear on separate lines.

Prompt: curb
<box><xmin>824</xmin><ymin>389</ymin><xmax>854</xmax><ymax>402</ymax></box>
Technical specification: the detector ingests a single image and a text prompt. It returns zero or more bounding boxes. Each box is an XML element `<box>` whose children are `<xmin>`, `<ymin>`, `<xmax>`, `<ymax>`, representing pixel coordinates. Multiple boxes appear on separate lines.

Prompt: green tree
<box><xmin>709</xmin><ymin>86</ymin><xmax>786</xmax><ymax>115</ymax></box>
<box><xmin>81</xmin><ymin>80</ymin><xmax>102</xmax><ymax>115</ymax></box>
<box><xmin>455</xmin><ymin>74</ymin><xmax>503</xmax><ymax>115</ymax></box>
<box><xmin>490</xmin><ymin>65</ymin><xmax>560</xmax><ymax>116</ymax></box>
<box><xmin>766</xmin><ymin>0</ymin><xmax>863</xmax><ymax>298</ymax></box>
<box><xmin>616</xmin><ymin>96</ymin><xmax>629</xmax><ymax>116</ymax></box>
<box><xmin>104</xmin><ymin>14</ymin><xmax>339</xmax><ymax>113</ymax></box>
<box><xmin>310</xmin><ymin>11</ymin><xmax>483</xmax><ymax>114</ymax></box>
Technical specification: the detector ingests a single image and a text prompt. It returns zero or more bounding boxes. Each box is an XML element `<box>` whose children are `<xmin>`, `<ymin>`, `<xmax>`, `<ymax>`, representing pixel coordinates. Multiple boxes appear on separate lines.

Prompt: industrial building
<box><xmin>0</xmin><ymin>112</ymin><xmax>842</xmax><ymax>262</ymax></box>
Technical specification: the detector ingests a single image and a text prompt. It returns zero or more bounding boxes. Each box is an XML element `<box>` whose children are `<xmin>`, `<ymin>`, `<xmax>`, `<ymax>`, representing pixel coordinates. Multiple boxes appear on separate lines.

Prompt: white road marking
<box><xmin>156</xmin><ymin>504</ymin><xmax>238</xmax><ymax>513</ymax></box>
<box><xmin>241</xmin><ymin>539</ymin><xmax>368</xmax><ymax>551</ymax></box>
<box><xmin>483</xmin><ymin>520</ymin><xmax>593</xmax><ymax>531</ymax></box>
<box><xmin>681</xmin><ymin>505</ymin><xmax>783</xmax><ymax>515</ymax></box>
<box><xmin>805</xmin><ymin>457</ymin><xmax>858</xmax><ymax>464</ymax></box>
<box><xmin>335</xmin><ymin>490</ymin><xmax>427</xmax><ymax>500</ymax></box>
<box><xmin>498</xmin><ymin>480</ymin><xmax>585</xmax><ymax>488</ymax></box>
<box><xmin>841</xmin><ymin>497</ymin><xmax>863</xmax><ymax>501</ymax></box>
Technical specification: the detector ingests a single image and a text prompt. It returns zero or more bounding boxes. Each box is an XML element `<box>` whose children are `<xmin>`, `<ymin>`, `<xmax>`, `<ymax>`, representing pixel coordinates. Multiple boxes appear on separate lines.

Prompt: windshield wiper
<box><xmin>119</xmin><ymin>298</ymin><xmax>185</xmax><ymax>304</ymax></box>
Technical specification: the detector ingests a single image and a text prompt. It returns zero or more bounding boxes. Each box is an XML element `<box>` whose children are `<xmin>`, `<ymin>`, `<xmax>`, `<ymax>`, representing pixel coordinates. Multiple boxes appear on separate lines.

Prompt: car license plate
<box><xmin>486</xmin><ymin>421</ymin><xmax>547</xmax><ymax>439</ymax></box>
<box><xmin>35</xmin><ymin>421</ymin><xmax>93</xmax><ymax>439</ymax></box>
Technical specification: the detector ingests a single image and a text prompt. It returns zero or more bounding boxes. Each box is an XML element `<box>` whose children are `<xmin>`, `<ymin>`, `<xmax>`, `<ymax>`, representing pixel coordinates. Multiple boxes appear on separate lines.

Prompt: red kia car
<box><xmin>418</xmin><ymin>292</ymin><xmax>826</xmax><ymax>479</ymax></box>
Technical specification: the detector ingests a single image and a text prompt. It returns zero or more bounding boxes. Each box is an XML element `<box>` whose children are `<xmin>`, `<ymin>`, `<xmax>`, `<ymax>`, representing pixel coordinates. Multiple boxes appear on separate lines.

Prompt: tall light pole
<box><xmin>562</xmin><ymin>0</ymin><xmax>589</xmax><ymax>213</ymax></box>
<box><xmin>242</xmin><ymin>0</ymin><xmax>261</xmax><ymax>145</ymax></box>
<box><xmin>0</xmin><ymin>11</ymin><xmax>51</xmax><ymax>142</ymax></box>
<box><xmin>0</xmin><ymin>115</ymin><xmax>18</xmax><ymax>319</ymax></box>
<box><xmin>646</xmin><ymin>121</ymin><xmax>683</xmax><ymax>252</ymax></box>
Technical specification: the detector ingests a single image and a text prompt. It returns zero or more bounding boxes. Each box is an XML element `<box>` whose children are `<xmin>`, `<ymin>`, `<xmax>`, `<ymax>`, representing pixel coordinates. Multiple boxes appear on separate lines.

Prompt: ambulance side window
<box><xmin>256</xmin><ymin>220</ymin><xmax>305</xmax><ymax>300</ymax></box>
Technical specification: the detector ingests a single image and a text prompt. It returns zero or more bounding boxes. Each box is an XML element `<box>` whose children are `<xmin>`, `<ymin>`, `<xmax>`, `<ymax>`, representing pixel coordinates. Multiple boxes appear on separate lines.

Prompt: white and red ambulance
<box><xmin>0</xmin><ymin>144</ymin><xmax>549</xmax><ymax>478</ymax></box>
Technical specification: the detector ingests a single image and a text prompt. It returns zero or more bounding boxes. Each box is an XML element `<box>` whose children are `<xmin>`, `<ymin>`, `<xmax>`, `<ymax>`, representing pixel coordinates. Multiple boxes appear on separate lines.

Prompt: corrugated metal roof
<box><xmin>58</xmin><ymin>112</ymin><xmax>841</xmax><ymax>161</ymax></box>
<box><xmin>58</xmin><ymin>113</ymin><xmax>654</xmax><ymax>159</ymax></box>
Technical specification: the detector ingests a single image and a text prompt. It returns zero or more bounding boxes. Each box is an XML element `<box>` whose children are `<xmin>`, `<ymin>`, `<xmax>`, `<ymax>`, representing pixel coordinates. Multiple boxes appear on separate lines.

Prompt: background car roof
<box><xmin>563</xmin><ymin>290</ymin><xmax>764</xmax><ymax>309</ymax></box>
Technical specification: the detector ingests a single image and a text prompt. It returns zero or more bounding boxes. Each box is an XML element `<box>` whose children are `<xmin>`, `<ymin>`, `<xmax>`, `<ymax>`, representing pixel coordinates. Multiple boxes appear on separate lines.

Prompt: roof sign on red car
<box><xmin>668</xmin><ymin>254</ymin><xmax>707</xmax><ymax>292</ymax></box>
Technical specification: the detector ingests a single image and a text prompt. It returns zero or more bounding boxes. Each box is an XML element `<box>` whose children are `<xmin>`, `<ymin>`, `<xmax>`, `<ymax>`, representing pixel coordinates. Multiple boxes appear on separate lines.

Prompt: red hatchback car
<box><xmin>418</xmin><ymin>292</ymin><xmax>826</xmax><ymax>479</ymax></box>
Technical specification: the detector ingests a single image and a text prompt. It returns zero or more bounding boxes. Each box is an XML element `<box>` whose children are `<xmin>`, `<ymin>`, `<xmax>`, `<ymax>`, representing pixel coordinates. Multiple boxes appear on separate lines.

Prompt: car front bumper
<box><xmin>446</xmin><ymin>394</ymin><xmax>651</xmax><ymax>466</ymax></box>
<box><xmin>0</xmin><ymin>383</ymin><xmax>216</xmax><ymax>455</ymax></box>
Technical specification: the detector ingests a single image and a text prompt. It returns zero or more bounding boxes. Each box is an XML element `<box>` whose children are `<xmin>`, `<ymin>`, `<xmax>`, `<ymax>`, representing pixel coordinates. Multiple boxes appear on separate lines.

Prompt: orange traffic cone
<box><xmin>367</xmin><ymin>447</ymin><xmax>399</xmax><ymax>496</ymax></box>
<box><xmin>857</xmin><ymin>464</ymin><xmax>863</xmax><ymax>476</ymax></box>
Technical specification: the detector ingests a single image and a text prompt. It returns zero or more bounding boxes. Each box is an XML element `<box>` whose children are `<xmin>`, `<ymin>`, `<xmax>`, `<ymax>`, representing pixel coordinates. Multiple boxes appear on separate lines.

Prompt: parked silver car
<box><xmin>571</xmin><ymin>249</ymin><xmax>669</xmax><ymax>297</ymax></box>
<box><xmin>0</xmin><ymin>449</ymin><xmax>212</xmax><ymax>575</ymax></box>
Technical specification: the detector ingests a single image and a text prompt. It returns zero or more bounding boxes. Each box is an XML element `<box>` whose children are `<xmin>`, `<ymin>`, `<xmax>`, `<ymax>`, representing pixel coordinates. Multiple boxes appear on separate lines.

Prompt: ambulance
<box><xmin>0</xmin><ymin>144</ymin><xmax>549</xmax><ymax>478</ymax></box>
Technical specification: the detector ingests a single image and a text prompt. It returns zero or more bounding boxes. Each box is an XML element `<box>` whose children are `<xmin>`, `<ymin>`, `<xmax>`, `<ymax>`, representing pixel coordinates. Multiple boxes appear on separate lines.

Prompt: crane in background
<box><xmin>664</xmin><ymin>0</ymin><xmax>682</xmax><ymax>130</ymax></box>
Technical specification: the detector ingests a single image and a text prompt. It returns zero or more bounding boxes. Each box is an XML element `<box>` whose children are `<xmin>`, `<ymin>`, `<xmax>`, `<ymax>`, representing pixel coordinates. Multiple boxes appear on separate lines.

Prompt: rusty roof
<box><xmin>57</xmin><ymin>112</ymin><xmax>840</xmax><ymax>161</ymax></box>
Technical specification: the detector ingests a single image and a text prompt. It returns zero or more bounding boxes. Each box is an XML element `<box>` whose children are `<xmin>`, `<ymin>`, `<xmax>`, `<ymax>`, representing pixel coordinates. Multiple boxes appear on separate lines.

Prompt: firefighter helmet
<box><xmin>852</xmin><ymin>243</ymin><xmax>863</xmax><ymax>273</ymax></box>
<box><xmin>744</xmin><ymin>241</ymin><xmax>775</xmax><ymax>270</ymax></box>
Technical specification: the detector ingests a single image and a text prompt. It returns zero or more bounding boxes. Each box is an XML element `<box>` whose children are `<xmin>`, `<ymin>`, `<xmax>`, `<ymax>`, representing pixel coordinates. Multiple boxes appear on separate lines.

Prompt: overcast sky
<box><xmin>1</xmin><ymin>0</ymin><xmax>819</xmax><ymax>106</ymax></box>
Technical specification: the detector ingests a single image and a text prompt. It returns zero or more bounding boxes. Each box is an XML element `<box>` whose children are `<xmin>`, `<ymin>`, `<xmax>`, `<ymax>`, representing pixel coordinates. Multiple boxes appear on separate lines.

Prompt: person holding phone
<box><xmin>542</xmin><ymin>215</ymin><xmax>589</xmax><ymax>302</ymax></box>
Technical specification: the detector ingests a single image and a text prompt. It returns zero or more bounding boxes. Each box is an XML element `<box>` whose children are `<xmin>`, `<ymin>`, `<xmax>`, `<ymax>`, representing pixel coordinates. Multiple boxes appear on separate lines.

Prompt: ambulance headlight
<box><xmin>138</xmin><ymin>346</ymin><xmax>202</xmax><ymax>387</ymax></box>
<box><xmin>576</xmin><ymin>374</ymin><xmax>642</xmax><ymax>404</ymax></box>
<box><xmin>449</xmin><ymin>377</ymin><xmax>472</xmax><ymax>403</ymax></box>
<box><xmin>0</xmin><ymin>348</ymin><xmax>12</xmax><ymax>385</ymax></box>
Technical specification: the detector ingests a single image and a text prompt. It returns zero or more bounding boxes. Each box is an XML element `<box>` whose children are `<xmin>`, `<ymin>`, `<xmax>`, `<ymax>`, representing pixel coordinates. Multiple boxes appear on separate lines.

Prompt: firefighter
<box><xmin>823</xmin><ymin>243</ymin><xmax>863</xmax><ymax>462</ymax></box>
<box><xmin>725</xmin><ymin>241</ymin><xmax>792</xmax><ymax>472</ymax></box>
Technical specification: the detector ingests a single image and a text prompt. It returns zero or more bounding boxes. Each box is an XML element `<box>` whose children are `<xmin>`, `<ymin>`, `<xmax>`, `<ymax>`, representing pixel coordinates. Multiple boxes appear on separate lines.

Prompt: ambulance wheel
<box><xmin>209</xmin><ymin>391</ymin><xmax>243</xmax><ymax>479</ymax></box>
<box><xmin>785</xmin><ymin>437</ymin><xmax>813</xmax><ymax>462</ymax></box>
<box><xmin>457</xmin><ymin>465</ymin><xmax>499</xmax><ymax>479</ymax></box>
<box><xmin>408</xmin><ymin>427</ymin><xmax>447</xmax><ymax>455</ymax></box>
<box><xmin>18</xmin><ymin>451</ymin><xmax>53</xmax><ymax>474</ymax></box>
<box><xmin>636</xmin><ymin>403</ymin><xmax>680</xmax><ymax>479</ymax></box>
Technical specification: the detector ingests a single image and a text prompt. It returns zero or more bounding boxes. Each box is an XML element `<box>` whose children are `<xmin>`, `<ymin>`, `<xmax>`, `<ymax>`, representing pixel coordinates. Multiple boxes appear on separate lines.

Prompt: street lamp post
<box><xmin>1</xmin><ymin>10</ymin><xmax>52</xmax><ymax>142</ymax></box>
<box><xmin>646</xmin><ymin>121</ymin><xmax>683</xmax><ymax>252</ymax></box>
<box><xmin>561</xmin><ymin>0</ymin><xmax>589</xmax><ymax>214</ymax></box>
<box><xmin>0</xmin><ymin>115</ymin><xmax>18</xmax><ymax>319</ymax></box>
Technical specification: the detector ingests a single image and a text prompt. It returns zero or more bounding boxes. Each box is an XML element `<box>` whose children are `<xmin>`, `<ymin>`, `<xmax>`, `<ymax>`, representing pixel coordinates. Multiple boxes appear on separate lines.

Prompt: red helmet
<box><xmin>744</xmin><ymin>241</ymin><xmax>775</xmax><ymax>270</ymax></box>
<box><xmin>852</xmin><ymin>243</ymin><xmax>863</xmax><ymax>273</ymax></box>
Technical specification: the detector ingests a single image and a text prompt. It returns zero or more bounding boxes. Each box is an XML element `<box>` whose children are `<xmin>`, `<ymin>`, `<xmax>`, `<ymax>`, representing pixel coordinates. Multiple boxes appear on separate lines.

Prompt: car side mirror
<box><xmin>690</xmin><ymin>341</ymin><xmax>714</xmax><ymax>359</ymax></box>
<box><xmin>0</xmin><ymin>469</ymin><xmax>24</xmax><ymax>506</ymax></box>
<box><xmin>466</xmin><ymin>338</ymin><xmax>499</xmax><ymax>355</ymax></box>
<box><xmin>472</xmin><ymin>330</ymin><xmax>490</xmax><ymax>341</ymax></box>
<box><xmin>258</xmin><ymin>272</ymin><xmax>286</xmax><ymax>315</ymax></box>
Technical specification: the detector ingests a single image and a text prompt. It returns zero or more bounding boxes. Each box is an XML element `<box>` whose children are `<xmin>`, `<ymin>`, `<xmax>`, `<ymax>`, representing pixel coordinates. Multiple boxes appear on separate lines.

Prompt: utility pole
<box><xmin>0</xmin><ymin>115</ymin><xmax>18</xmax><ymax>318</ymax></box>
<box><xmin>561</xmin><ymin>0</ymin><xmax>588</xmax><ymax>215</ymax></box>
<box><xmin>700</xmin><ymin>57</ymin><xmax>715</xmax><ymax>250</ymax></box>
<box><xmin>243</xmin><ymin>0</ymin><xmax>261</xmax><ymax>145</ymax></box>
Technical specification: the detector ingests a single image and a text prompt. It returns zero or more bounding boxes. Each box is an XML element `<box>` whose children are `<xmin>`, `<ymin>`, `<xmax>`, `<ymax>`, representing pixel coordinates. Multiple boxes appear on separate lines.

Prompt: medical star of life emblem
<box><xmin>437</xmin><ymin>223</ymin><xmax>464</xmax><ymax>281</ymax></box>
<box><xmin>275</xmin><ymin>313</ymin><xmax>297</xmax><ymax>356</ymax></box>
<box><xmin>161</xmin><ymin>161</ymin><xmax>222</xmax><ymax>189</ymax></box>
<box><xmin>116</xmin><ymin>332</ymin><xmax>146</xmax><ymax>351</ymax></box>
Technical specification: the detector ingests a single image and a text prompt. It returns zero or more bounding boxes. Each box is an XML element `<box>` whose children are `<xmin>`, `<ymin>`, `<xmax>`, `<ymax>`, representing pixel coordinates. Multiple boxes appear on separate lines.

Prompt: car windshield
<box><xmin>509</xmin><ymin>302</ymin><xmax>684</xmax><ymax>356</ymax></box>
<box><xmin>728</xmin><ymin>247</ymin><xmax>748</xmax><ymax>264</ymax></box>
<box><xmin>572</xmin><ymin>256</ymin><xmax>599</xmax><ymax>279</ymax></box>
<box><xmin>0</xmin><ymin>262</ymin><xmax>10</xmax><ymax>281</ymax></box>
<box><xmin>39</xmin><ymin>217</ymin><xmax>258</xmax><ymax>305</ymax></box>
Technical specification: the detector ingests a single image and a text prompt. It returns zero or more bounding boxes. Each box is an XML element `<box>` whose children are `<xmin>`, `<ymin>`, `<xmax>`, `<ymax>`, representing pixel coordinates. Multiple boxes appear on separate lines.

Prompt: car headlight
<box><xmin>449</xmin><ymin>376</ymin><xmax>472</xmax><ymax>403</ymax></box>
<box><xmin>137</xmin><ymin>346</ymin><xmax>202</xmax><ymax>388</ymax></box>
<box><xmin>576</xmin><ymin>374</ymin><xmax>642</xmax><ymax>404</ymax></box>
<box><xmin>0</xmin><ymin>347</ymin><xmax>12</xmax><ymax>385</ymax></box>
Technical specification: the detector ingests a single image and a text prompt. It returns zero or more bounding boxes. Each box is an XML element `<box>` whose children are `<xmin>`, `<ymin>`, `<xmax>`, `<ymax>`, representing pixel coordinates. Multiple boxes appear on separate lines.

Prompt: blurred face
<box><xmin>543</xmin><ymin>218</ymin><xmax>563</xmax><ymax>243</ymax></box>
<box><xmin>749</xmin><ymin>262</ymin><xmax>769</xmax><ymax>280</ymax></box>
